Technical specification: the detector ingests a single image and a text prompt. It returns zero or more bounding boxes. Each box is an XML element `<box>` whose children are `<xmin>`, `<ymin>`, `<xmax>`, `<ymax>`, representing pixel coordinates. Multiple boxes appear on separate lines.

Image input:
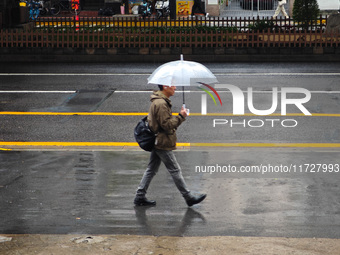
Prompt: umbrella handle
<box><xmin>182</xmin><ymin>103</ymin><xmax>190</xmax><ymax>116</ymax></box>
<box><xmin>182</xmin><ymin>87</ymin><xmax>189</xmax><ymax>115</ymax></box>
<box><xmin>182</xmin><ymin>86</ymin><xmax>185</xmax><ymax>105</ymax></box>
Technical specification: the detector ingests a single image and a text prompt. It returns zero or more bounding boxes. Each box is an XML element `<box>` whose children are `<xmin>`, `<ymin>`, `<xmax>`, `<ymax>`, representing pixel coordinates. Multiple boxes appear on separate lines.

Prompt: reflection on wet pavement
<box><xmin>0</xmin><ymin>150</ymin><xmax>339</xmax><ymax>238</ymax></box>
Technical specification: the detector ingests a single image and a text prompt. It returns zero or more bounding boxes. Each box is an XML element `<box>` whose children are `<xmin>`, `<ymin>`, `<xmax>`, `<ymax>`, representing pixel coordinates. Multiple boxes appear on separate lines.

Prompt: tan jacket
<box><xmin>147</xmin><ymin>91</ymin><xmax>185</xmax><ymax>150</ymax></box>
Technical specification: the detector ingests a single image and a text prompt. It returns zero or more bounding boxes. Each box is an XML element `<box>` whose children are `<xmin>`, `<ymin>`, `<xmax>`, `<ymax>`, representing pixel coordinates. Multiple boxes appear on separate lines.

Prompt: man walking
<box><xmin>273</xmin><ymin>0</ymin><xmax>289</xmax><ymax>19</ymax></box>
<box><xmin>134</xmin><ymin>85</ymin><xmax>207</xmax><ymax>207</ymax></box>
<box><xmin>191</xmin><ymin>0</ymin><xmax>209</xmax><ymax>17</ymax></box>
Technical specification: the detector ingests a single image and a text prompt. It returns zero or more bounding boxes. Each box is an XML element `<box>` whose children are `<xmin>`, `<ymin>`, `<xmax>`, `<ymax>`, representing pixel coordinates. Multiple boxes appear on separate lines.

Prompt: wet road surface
<box><xmin>1</xmin><ymin>149</ymin><xmax>339</xmax><ymax>238</ymax></box>
<box><xmin>0</xmin><ymin>62</ymin><xmax>339</xmax><ymax>239</ymax></box>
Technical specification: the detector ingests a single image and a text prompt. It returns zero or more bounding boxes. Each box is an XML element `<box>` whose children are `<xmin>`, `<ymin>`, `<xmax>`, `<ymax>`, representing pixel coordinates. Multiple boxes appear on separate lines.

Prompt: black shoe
<box><xmin>186</xmin><ymin>194</ymin><xmax>207</xmax><ymax>207</ymax></box>
<box><xmin>134</xmin><ymin>197</ymin><xmax>156</xmax><ymax>206</ymax></box>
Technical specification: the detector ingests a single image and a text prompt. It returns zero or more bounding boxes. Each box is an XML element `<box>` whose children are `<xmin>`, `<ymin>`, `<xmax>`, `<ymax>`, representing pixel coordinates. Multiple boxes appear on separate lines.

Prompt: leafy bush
<box><xmin>293</xmin><ymin>0</ymin><xmax>320</xmax><ymax>30</ymax></box>
<box><xmin>248</xmin><ymin>20</ymin><xmax>276</xmax><ymax>32</ymax></box>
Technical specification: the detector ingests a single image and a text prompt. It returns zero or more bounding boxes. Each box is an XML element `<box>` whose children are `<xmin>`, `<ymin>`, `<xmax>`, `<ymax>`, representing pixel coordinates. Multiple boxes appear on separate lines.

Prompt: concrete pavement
<box><xmin>1</xmin><ymin>234</ymin><xmax>340</xmax><ymax>255</ymax></box>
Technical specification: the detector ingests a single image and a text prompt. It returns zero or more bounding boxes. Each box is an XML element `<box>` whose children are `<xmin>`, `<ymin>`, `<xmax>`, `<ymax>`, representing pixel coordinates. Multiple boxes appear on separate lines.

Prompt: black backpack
<box><xmin>134</xmin><ymin>116</ymin><xmax>156</xmax><ymax>151</ymax></box>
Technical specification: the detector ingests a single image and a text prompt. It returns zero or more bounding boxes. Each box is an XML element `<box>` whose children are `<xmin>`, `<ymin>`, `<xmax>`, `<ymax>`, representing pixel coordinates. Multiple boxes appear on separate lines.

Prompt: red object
<box><xmin>71</xmin><ymin>0</ymin><xmax>80</xmax><ymax>11</ymax></box>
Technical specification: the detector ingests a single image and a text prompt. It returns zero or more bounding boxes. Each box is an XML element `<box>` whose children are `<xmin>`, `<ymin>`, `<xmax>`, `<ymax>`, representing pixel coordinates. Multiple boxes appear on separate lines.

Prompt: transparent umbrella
<box><xmin>147</xmin><ymin>55</ymin><xmax>218</xmax><ymax>106</ymax></box>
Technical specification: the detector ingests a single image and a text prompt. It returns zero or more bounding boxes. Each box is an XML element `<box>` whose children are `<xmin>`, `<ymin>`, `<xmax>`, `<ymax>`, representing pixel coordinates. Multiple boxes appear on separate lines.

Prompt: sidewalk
<box><xmin>1</xmin><ymin>149</ymin><xmax>340</xmax><ymax>254</ymax></box>
<box><xmin>1</xmin><ymin>234</ymin><xmax>339</xmax><ymax>255</ymax></box>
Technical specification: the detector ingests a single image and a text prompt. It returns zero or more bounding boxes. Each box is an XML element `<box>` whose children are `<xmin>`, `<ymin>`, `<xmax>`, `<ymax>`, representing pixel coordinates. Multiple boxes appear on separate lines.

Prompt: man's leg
<box><xmin>156</xmin><ymin>149</ymin><xmax>191</xmax><ymax>198</ymax></box>
<box><xmin>273</xmin><ymin>5</ymin><xmax>280</xmax><ymax>18</ymax></box>
<box><xmin>191</xmin><ymin>3</ymin><xmax>198</xmax><ymax>16</ymax></box>
<box><xmin>196</xmin><ymin>2</ymin><xmax>206</xmax><ymax>16</ymax></box>
<box><xmin>156</xmin><ymin>149</ymin><xmax>206</xmax><ymax>206</ymax></box>
<box><xmin>135</xmin><ymin>150</ymin><xmax>161</xmax><ymax>205</ymax></box>
<box><xmin>281</xmin><ymin>6</ymin><xmax>289</xmax><ymax>18</ymax></box>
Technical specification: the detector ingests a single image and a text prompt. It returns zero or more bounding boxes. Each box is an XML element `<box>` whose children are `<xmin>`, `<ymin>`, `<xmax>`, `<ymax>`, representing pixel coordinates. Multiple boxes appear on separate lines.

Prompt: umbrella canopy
<box><xmin>147</xmin><ymin>55</ymin><xmax>218</xmax><ymax>87</ymax></box>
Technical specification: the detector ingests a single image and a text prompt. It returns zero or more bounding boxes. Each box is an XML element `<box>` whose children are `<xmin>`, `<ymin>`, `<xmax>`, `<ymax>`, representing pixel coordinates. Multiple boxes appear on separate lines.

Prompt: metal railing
<box><xmin>32</xmin><ymin>16</ymin><xmax>328</xmax><ymax>32</ymax></box>
<box><xmin>1</xmin><ymin>29</ymin><xmax>339</xmax><ymax>48</ymax></box>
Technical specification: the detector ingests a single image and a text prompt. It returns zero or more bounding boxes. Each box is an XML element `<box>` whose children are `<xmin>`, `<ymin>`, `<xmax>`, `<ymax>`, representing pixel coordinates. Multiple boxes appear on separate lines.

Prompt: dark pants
<box><xmin>191</xmin><ymin>0</ymin><xmax>205</xmax><ymax>16</ymax></box>
<box><xmin>136</xmin><ymin>149</ymin><xmax>191</xmax><ymax>199</ymax></box>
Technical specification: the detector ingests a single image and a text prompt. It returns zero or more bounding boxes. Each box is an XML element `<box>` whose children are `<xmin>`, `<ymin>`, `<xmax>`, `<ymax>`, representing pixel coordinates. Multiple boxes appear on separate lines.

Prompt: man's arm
<box><xmin>157</xmin><ymin>103</ymin><xmax>186</xmax><ymax>132</ymax></box>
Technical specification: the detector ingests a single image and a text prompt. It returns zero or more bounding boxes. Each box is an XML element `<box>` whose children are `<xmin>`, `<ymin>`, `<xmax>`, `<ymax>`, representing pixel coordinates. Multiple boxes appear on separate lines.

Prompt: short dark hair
<box><xmin>158</xmin><ymin>85</ymin><xmax>164</xmax><ymax>91</ymax></box>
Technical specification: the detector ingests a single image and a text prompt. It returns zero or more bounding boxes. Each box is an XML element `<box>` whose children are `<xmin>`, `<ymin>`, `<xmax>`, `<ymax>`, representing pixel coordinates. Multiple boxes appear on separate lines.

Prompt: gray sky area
<box><xmin>317</xmin><ymin>0</ymin><xmax>339</xmax><ymax>9</ymax></box>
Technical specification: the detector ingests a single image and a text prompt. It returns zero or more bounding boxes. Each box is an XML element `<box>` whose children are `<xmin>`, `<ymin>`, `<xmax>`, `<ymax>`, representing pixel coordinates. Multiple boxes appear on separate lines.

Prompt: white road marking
<box><xmin>0</xmin><ymin>90</ymin><xmax>340</xmax><ymax>94</ymax></box>
<box><xmin>216</xmin><ymin>73</ymin><xmax>340</xmax><ymax>76</ymax></box>
<box><xmin>0</xmin><ymin>91</ymin><xmax>76</xmax><ymax>93</ymax></box>
<box><xmin>0</xmin><ymin>73</ymin><xmax>339</xmax><ymax>76</ymax></box>
<box><xmin>115</xmin><ymin>91</ymin><xmax>340</xmax><ymax>94</ymax></box>
<box><xmin>0</xmin><ymin>73</ymin><xmax>148</xmax><ymax>76</ymax></box>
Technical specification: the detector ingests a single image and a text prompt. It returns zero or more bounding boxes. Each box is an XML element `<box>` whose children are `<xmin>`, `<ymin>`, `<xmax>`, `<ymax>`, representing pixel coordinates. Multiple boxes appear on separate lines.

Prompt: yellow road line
<box><xmin>1</xmin><ymin>112</ymin><xmax>340</xmax><ymax>117</ymax></box>
<box><xmin>0</xmin><ymin>142</ymin><xmax>190</xmax><ymax>147</ymax></box>
<box><xmin>190</xmin><ymin>113</ymin><xmax>340</xmax><ymax>117</ymax></box>
<box><xmin>191</xmin><ymin>143</ymin><xmax>340</xmax><ymax>148</ymax></box>
<box><xmin>0</xmin><ymin>112</ymin><xmax>148</xmax><ymax>116</ymax></box>
<box><xmin>0</xmin><ymin>142</ymin><xmax>340</xmax><ymax>148</ymax></box>
<box><xmin>0</xmin><ymin>142</ymin><xmax>139</xmax><ymax>147</ymax></box>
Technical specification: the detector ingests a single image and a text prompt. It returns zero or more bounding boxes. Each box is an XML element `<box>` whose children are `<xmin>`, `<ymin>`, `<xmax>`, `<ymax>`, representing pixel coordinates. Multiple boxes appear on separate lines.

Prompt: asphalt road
<box><xmin>0</xmin><ymin>62</ymin><xmax>339</xmax><ymax>238</ymax></box>
<box><xmin>0</xmin><ymin>62</ymin><xmax>340</xmax><ymax>145</ymax></box>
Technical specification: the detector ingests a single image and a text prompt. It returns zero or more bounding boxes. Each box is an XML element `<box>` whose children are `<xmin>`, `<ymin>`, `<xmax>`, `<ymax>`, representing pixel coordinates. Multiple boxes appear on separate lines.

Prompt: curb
<box><xmin>1</xmin><ymin>47</ymin><xmax>339</xmax><ymax>63</ymax></box>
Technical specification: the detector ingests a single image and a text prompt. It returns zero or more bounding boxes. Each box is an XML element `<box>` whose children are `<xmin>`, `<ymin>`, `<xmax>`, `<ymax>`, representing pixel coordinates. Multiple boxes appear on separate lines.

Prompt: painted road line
<box><xmin>191</xmin><ymin>143</ymin><xmax>340</xmax><ymax>148</ymax></box>
<box><xmin>0</xmin><ymin>73</ymin><xmax>149</xmax><ymax>76</ymax></box>
<box><xmin>0</xmin><ymin>112</ymin><xmax>148</xmax><ymax>116</ymax></box>
<box><xmin>1</xmin><ymin>73</ymin><xmax>340</xmax><ymax>76</ymax></box>
<box><xmin>0</xmin><ymin>112</ymin><xmax>340</xmax><ymax>117</ymax></box>
<box><xmin>0</xmin><ymin>142</ymin><xmax>140</xmax><ymax>147</ymax></box>
<box><xmin>115</xmin><ymin>90</ymin><xmax>340</xmax><ymax>94</ymax></box>
<box><xmin>1</xmin><ymin>90</ymin><xmax>340</xmax><ymax>94</ymax></box>
<box><xmin>1</xmin><ymin>142</ymin><xmax>340</xmax><ymax>148</ymax></box>
<box><xmin>0</xmin><ymin>91</ymin><xmax>76</xmax><ymax>93</ymax></box>
<box><xmin>0</xmin><ymin>142</ymin><xmax>189</xmax><ymax>147</ymax></box>
<box><xmin>190</xmin><ymin>113</ymin><xmax>340</xmax><ymax>117</ymax></box>
<box><xmin>189</xmin><ymin>113</ymin><xmax>340</xmax><ymax>117</ymax></box>
<box><xmin>202</xmin><ymin>72</ymin><xmax>340</xmax><ymax>76</ymax></box>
